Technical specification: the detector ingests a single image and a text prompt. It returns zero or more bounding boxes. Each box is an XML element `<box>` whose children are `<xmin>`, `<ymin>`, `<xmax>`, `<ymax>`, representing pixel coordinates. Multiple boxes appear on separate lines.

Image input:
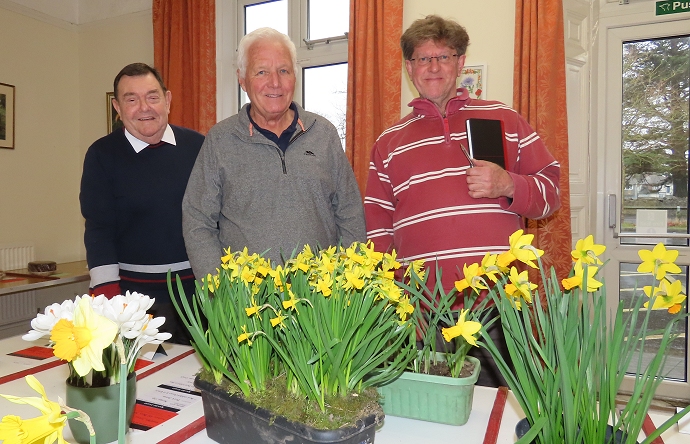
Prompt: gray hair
<box><xmin>237</xmin><ymin>27</ymin><xmax>298</xmax><ymax>78</ymax></box>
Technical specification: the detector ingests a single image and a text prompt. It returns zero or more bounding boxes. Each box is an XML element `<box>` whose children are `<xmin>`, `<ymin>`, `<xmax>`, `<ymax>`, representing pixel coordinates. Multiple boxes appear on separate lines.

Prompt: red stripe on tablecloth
<box><xmin>136</xmin><ymin>348</ymin><xmax>196</xmax><ymax>380</ymax></box>
<box><xmin>642</xmin><ymin>413</ymin><xmax>665</xmax><ymax>444</ymax></box>
<box><xmin>483</xmin><ymin>386</ymin><xmax>509</xmax><ymax>444</ymax></box>
<box><xmin>156</xmin><ymin>416</ymin><xmax>207</xmax><ymax>444</ymax></box>
<box><xmin>0</xmin><ymin>359</ymin><xmax>65</xmax><ymax>385</ymax></box>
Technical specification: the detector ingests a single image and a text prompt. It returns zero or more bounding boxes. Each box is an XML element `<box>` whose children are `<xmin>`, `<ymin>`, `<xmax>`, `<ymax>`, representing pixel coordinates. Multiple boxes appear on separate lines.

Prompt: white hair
<box><xmin>237</xmin><ymin>27</ymin><xmax>297</xmax><ymax>78</ymax></box>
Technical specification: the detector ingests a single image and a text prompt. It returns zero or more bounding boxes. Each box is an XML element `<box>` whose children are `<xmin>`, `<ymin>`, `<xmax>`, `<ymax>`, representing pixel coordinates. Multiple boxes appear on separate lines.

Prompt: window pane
<box><xmin>245</xmin><ymin>0</ymin><xmax>288</xmax><ymax>35</ymax></box>
<box><xmin>620</xmin><ymin>36</ymin><xmax>690</xmax><ymax>247</ymax></box>
<box><xmin>303</xmin><ymin>63</ymin><xmax>348</xmax><ymax>149</ymax></box>
<box><xmin>620</xmin><ymin>262</ymin><xmax>688</xmax><ymax>381</ymax></box>
<box><xmin>308</xmin><ymin>0</ymin><xmax>349</xmax><ymax>40</ymax></box>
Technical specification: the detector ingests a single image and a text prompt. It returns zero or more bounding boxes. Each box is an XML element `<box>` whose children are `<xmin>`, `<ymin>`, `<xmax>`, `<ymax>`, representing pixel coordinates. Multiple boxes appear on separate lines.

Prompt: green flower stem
<box><xmin>115</xmin><ymin>337</ymin><xmax>127</xmax><ymax>444</ymax></box>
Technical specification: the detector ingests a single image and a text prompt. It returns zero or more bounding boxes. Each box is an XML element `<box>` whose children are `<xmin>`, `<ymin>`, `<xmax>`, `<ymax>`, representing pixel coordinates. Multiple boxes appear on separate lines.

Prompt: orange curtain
<box><xmin>346</xmin><ymin>0</ymin><xmax>404</xmax><ymax>195</ymax></box>
<box><xmin>513</xmin><ymin>0</ymin><xmax>572</xmax><ymax>280</ymax></box>
<box><xmin>153</xmin><ymin>0</ymin><xmax>216</xmax><ymax>135</ymax></box>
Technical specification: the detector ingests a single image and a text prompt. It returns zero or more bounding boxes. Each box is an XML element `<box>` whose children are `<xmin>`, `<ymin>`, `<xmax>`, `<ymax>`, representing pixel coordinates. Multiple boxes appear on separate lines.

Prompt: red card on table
<box><xmin>130</xmin><ymin>402</ymin><xmax>178</xmax><ymax>430</ymax></box>
<box><xmin>9</xmin><ymin>346</ymin><xmax>54</xmax><ymax>360</ymax></box>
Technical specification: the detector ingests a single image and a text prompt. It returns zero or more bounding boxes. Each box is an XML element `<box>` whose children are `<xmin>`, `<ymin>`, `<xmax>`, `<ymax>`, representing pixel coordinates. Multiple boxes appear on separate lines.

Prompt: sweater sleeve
<box><xmin>363</xmin><ymin>142</ymin><xmax>396</xmax><ymax>253</ymax></box>
<box><xmin>182</xmin><ymin>135</ymin><xmax>225</xmax><ymax>280</ymax></box>
<box><xmin>80</xmin><ymin>144</ymin><xmax>121</xmax><ymax>295</ymax></box>
<box><xmin>331</xmin><ymin>132</ymin><xmax>366</xmax><ymax>247</ymax></box>
<box><xmin>501</xmin><ymin>115</ymin><xmax>561</xmax><ymax>220</ymax></box>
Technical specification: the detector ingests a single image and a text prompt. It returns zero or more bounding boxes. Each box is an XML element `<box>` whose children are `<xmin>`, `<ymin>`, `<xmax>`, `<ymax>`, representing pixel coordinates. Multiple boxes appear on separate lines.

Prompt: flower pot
<box><xmin>376</xmin><ymin>355</ymin><xmax>481</xmax><ymax>426</ymax></box>
<box><xmin>515</xmin><ymin>417</ymin><xmax>639</xmax><ymax>443</ymax></box>
<box><xmin>194</xmin><ymin>375</ymin><xmax>379</xmax><ymax>444</ymax></box>
<box><xmin>65</xmin><ymin>373</ymin><xmax>137</xmax><ymax>444</ymax></box>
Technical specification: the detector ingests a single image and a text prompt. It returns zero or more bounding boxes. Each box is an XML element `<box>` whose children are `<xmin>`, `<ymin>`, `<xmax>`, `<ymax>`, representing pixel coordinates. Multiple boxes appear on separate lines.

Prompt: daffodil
<box><xmin>497</xmin><ymin>229</ymin><xmax>544</xmax><ymax>269</ymax></box>
<box><xmin>237</xmin><ymin>325</ymin><xmax>254</xmax><ymax>346</ymax></box>
<box><xmin>562</xmin><ymin>261</ymin><xmax>603</xmax><ymax>293</ymax></box>
<box><xmin>50</xmin><ymin>297</ymin><xmax>118</xmax><ymax>377</ymax></box>
<box><xmin>481</xmin><ymin>253</ymin><xmax>505</xmax><ymax>283</ymax></box>
<box><xmin>0</xmin><ymin>376</ymin><xmax>67</xmax><ymax>444</ymax></box>
<box><xmin>343</xmin><ymin>266</ymin><xmax>365</xmax><ymax>290</ymax></box>
<box><xmin>441</xmin><ymin>309</ymin><xmax>482</xmax><ymax>346</ymax></box>
<box><xmin>270</xmin><ymin>312</ymin><xmax>287</xmax><ymax>328</ymax></box>
<box><xmin>504</xmin><ymin>267</ymin><xmax>536</xmax><ymax>304</ymax></box>
<box><xmin>644</xmin><ymin>278</ymin><xmax>687</xmax><ymax>314</ymax></box>
<box><xmin>454</xmin><ymin>262</ymin><xmax>487</xmax><ymax>294</ymax></box>
<box><xmin>571</xmin><ymin>235</ymin><xmax>606</xmax><ymax>265</ymax></box>
<box><xmin>638</xmin><ymin>243</ymin><xmax>681</xmax><ymax>280</ymax></box>
<box><xmin>395</xmin><ymin>296</ymin><xmax>414</xmax><ymax>321</ymax></box>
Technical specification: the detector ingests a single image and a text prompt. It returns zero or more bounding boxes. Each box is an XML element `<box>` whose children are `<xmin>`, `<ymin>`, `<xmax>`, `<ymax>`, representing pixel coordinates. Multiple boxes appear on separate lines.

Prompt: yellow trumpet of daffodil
<box><xmin>571</xmin><ymin>235</ymin><xmax>606</xmax><ymax>265</ymax></box>
<box><xmin>270</xmin><ymin>312</ymin><xmax>287</xmax><ymax>328</ymax></box>
<box><xmin>395</xmin><ymin>296</ymin><xmax>414</xmax><ymax>321</ymax></box>
<box><xmin>644</xmin><ymin>278</ymin><xmax>687</xmax><ymax>314</ymax></box>
<box><xmin>441</xmin><ymin>309</ymin><xmax>482</xmax><ymax>346</ymax></box>
<box><xmin>481</xmin><ymin>253</ymin><xmax>505</xmax><ymax>283</ymax></box>
<box><xmin>497</xmin><ymin>229</ymin><xmax>544</xmax><ymax>269</ymax></box>
<box><xmin>562</xmin><ymin>261</ymin><xmax>603</xmax><ymax>293</ymax></box>
<box><xmin>0</xmin><ymin>375</ymin><xmax>68</xmax><ymax>444</ymax></box>
<box><xmin>50</xmin><ymin>297</ymin><xmax>118</xmax><ymax>377</ymax></box>
<box><xmin>454</xmin><ymin>262</ymin><xmax>488</xmax><ymax>294</ymax></box>
<box><xmin>638</xmin><ymin>243</ymin><xmax>681</xmax><ymax>280</ymax></box>
<box><xmin>237</xmin><ymin>325</ymin><xmax>254</xmax><ymax>346</ymax></box>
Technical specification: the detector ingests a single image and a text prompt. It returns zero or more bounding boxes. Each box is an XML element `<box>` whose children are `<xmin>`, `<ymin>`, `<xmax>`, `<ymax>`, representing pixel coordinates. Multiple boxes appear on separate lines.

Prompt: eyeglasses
<box><xmin>409</xmin><ymin>54</ymin><xmax>458</xmax><ymax>66</ymax></box>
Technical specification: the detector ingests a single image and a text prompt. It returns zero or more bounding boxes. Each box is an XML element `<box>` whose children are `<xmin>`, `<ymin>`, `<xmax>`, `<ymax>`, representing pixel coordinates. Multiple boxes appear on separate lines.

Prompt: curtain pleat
<box><xmin>513</xmin><ymin>0</ymin><xmax>572</xmax><ymax>281</ymax></box>
<box><xmin>346</xmin><ymin>0</ymin><xmax>404</xmax><ymax>196</ymax></box>
<box><xmin>153</xmin><ymin>0</ymin><xmax>216</xmax><ymax>135</ymax></box>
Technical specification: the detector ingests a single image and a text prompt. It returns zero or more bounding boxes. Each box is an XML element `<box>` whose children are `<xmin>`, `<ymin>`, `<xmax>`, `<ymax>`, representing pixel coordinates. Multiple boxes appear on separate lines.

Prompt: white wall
<box><xmin>0</xmin><ymin>6</ymin><xmax>152</xmax><ymax>266</ymax></box>
<box><xmin>401</xmin><ymin>0</ymin><xmax>516</xmax><ymax>114</ymax></box>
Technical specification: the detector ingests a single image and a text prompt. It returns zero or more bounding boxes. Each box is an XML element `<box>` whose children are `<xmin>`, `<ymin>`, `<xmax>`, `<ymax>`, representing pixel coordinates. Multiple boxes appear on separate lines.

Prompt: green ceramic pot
<box><xmin>377</xmin><ymin>355</ymin><xmax>481</xmax><ymax>426</ymax></box>
<box><xmin>65</xmin><ymin>374</ymin><xmax>137</xmax><ymax>444</ymax></box>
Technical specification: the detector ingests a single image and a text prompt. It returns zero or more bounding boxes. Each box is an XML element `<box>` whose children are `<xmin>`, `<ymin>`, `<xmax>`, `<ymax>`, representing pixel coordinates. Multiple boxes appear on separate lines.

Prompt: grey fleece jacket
<box><xmin>182</xmin><ymin>103</ymin><xmax>366</xmax><ymax>279</ymax></box>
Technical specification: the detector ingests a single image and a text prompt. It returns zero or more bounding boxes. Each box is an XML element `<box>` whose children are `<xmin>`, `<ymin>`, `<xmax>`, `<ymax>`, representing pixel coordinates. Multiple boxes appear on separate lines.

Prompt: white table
<box><xmin>1</xmin><ymin>335</ymin><xmax>688</xmax><ymax>443</ymax></box>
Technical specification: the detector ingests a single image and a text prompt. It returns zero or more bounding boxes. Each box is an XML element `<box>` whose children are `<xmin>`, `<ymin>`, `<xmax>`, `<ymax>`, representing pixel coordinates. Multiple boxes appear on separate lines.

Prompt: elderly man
<box><xmin>182</xmin><ymin>27</ymin><xmax>365</xmax><ymax>279</ymax></box>
<box><xmin>80</xmin><ymin>63</ymin><xmax>205</xmax><ymax>344</ymax></box>
<box><xmin>364</xmin><ymin>15</ymin><xmax>561</xmax><ymax>386</ymax></box>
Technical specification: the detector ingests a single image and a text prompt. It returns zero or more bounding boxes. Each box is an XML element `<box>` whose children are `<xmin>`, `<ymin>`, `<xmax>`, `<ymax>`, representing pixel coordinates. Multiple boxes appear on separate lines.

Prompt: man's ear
<box><xmin>237</xmin><ymin>69</ymin><xmax>247</xmax><ymax>92</ymax></box>
<box><xmin>112</xmin><ymin>97</ymin><xmax>121</xmax><ymax>116</ymax></box>
<box><xmin>165</xmin><ymin>90</ymin><xmax>172</xmax><ymax>112</ymax></box>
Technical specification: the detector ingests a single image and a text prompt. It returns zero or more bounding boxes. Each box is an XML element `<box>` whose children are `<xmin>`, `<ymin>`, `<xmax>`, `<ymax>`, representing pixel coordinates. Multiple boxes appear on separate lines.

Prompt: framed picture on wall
<box><xmin>459</xmin><ymin>65</ymin><xmax>486</xmax><ymax>100</ymax></box>
<box><xmin>106</xmin><ymin>92</ymin><xmax>124</xmax><ymax>134</ymax></box>
<box><xmin>0</xmin><ymin>82</ymin><xmax>16</xmax><ymax>149</ymax></box>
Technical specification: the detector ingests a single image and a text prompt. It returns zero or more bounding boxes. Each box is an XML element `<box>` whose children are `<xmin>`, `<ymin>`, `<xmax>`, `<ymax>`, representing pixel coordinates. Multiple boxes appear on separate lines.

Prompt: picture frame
<box><xmin>0</xmin><ymin>82</ymin><xmax>16</xmax><ymax>149</ymax></box>
<box><xmin>459</xmin><ymin>64</ymin><xmax>486</xmax><ymax>100</ymax></box>
<box><xmin>106</xmin><ymin>92</ymin><xmax>123</xmax><ymax>134</ymax></box>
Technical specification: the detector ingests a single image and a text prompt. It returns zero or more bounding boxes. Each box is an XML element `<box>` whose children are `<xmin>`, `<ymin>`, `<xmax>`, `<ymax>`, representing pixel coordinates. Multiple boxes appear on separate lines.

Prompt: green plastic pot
<box><xmin>65</xmin><ymin>373</ymin><xmax>137</xmax><ymax>444</ymax></box>
<box><xmin>377</xmin><ymin>356</ymin><xmax>480</xmax><ymax>426</ymax></box>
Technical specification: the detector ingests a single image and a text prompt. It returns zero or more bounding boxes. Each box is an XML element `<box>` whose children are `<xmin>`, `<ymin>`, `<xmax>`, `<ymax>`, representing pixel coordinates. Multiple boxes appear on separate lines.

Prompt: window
<box><xmin>233</xmin><ymin>0</ymin><xmax>350</xmax><ymax>147</ymax></box>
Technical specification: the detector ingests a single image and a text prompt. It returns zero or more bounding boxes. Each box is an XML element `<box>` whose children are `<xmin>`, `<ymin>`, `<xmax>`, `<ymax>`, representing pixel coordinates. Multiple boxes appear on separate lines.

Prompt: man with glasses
<box><xmin>364</xmin><ymin>15</ymin><xmax>561</xmax><ymax>386</ymax></box>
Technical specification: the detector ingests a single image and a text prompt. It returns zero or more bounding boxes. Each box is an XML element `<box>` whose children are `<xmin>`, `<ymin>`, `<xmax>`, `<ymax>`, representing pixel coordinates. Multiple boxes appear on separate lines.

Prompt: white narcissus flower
<box><xmin>22</xmin><ymin>299</ymin><xmax>77</xmax><ymax>341</ymax></box>
<box><xmin>94</xmin><ymin>291</ymin><xmax>155</xmax><ymax>336</ymax></box>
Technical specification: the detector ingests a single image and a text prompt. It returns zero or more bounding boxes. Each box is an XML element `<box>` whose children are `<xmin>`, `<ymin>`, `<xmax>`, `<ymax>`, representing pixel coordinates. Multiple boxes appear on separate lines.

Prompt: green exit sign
<box><xmin>656</xmin><ymin>1</ymin><xmax>690</xmax><ymax>15</ymax></box>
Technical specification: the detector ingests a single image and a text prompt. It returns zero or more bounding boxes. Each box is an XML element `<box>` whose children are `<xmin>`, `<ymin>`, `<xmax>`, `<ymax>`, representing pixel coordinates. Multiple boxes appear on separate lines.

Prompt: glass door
<box><xmin>602</xmin><ymin>19</ymin><xmax>690</xmax><ymax>399</ymax></box>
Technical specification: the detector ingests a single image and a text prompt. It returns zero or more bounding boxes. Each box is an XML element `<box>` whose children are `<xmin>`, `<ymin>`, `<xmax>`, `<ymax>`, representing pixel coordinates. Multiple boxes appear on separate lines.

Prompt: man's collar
<box><xmin>125</xmin><ymin>125</ymin><xmax>177</xmax><ymax>153</ymax></box>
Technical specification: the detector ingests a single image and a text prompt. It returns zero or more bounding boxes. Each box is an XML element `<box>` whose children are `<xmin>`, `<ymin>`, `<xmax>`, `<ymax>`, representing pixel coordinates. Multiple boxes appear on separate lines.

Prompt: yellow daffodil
<box><xmin>504</xmin><ymin>267</ymin><xmax>536</xmax><ymax>304</ymax></box>
<box><xmin>454</xmin><ymin>262</ymin><xmax>487</xmax><ymax>294</ymax></box>
<box><xmin>481</xmin><ymin>253</ymin><xmax>505</xmax><ymax>283</ymax></box>
<box><xmin>270</xmin><ymin>312</ymin><xmax>287</xmax><ymax>328</ymax></box>
<box><xmin>638</xmin><ymin>243</ymin><xmax>681</xmax><ymax>280</ymax></box>
<box><xmin>562</xmin><ymin>261</ymin><xmax>603</xmax><ymax>293</ymax></box>
<box><xmin>571</xmin><ymin>235</ymin><xmax>606</xmax><ymax>265</ymax></box>
<box><xmin>282</xmin><ymin>291</ymin><xmax>300</xmax><ymax>312</ymax></box>
<box><xmin>644</xmin><ymin>278</ymin><xmax>687</xmax><ymax>314</ymax></box>
<box><xmin>245</xmin><ymin>297</ymin><xmax>262</xmax><ymax>318</ymax></box>
<box><xmin>50</xmin><ymin>297</ymin><xmax>118</xmax><ymax>377</ymax></box>
<box><xmin>343</xmin><ymin>266</ymin><xmax>365</xmax><ymax>290</ymax></box>
<box><xmin>497</xmin><ymin>229</ymin><xmax>544</xmax><ymax>269</ymax></box>
<box><xmin>395</xmin><ymin>296</ymin><xmax>414</xmax><ymax>321</ymax></box>
<box><xmin>237</xmin><ymin>325</ymin><xmax>253</xmax><ymax>346</ymax></box>
<box><xmin>381</xmin><ymin>250</ymin><xmax>401</xmax><ymax>272</ymax></box>
<box><xmin>441</xmin><ymin>309</ymin><xmax>482</xmax><ymax>346</ymax></box>
<box><xmin>315</xmin><ymin>273</ymin><xmax>333</xmax><ymax>297</ymax></box>
<box><xmin>0</xmin><ymin>376</ymin><xmax>67</xmax><ymax>444</ymax></box>
<box><xmin>379</xmin><ymin>279</ymin><xmax>402</xmax><ymax>302</ymax></box>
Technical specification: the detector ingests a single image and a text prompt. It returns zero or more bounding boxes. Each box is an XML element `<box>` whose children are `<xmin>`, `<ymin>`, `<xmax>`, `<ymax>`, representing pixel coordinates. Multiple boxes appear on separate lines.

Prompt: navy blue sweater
<box><xmin>80</xmin><ymin>125</ymin><xmax>204</xmax><ymax>295</ymax></box>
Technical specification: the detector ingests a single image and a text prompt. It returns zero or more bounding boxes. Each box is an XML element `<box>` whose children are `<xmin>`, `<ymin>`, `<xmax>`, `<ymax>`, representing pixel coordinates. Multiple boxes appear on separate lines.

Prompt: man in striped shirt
<box><xmin>364</xmin><ymin>16</ymin><xmax>560</xmax><ymax>386</ymax></box>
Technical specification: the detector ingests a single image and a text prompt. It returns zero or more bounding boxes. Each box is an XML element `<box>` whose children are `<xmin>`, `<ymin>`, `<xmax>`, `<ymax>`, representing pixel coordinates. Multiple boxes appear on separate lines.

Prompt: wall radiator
<box><xmin>0</xmin><ymin>245</ymin><xmax>35</xmax><ymax>271</ymax></box>
<box><xmin>0</xmin><ymin>245</ymin><xmax>36</xmax><ymax>335</ymax></box>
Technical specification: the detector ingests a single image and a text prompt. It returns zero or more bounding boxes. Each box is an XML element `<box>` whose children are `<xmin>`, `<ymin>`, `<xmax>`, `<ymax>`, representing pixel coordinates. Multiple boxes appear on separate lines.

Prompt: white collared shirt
<box><xmin>125</xmin><ymin>125</ymin><xmax>177</xmax><ymax>153</ymax></box>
